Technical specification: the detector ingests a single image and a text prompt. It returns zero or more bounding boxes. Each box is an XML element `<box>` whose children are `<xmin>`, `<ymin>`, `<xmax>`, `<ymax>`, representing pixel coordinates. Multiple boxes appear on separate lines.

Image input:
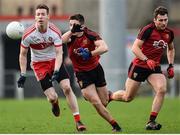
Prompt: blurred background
<box><xmin>0</xmin><ymin>0</ymin><xmax>179</xmax><ymax>99</ymax></box>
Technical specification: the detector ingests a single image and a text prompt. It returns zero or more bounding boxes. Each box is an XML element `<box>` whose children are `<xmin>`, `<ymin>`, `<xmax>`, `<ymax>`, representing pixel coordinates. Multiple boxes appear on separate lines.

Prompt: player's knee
<box><xmin>156</xmin><ymin>85</ymin><xmax>166</xmax><ymax>95</ymax></box>
<box><xmin>61</xmin><ymin>84</ymin><xmax>71</xmax><ymax>96</ymax></box>
<box><xmin>91</xmin><ymin>100</ymin><xmax>102</xmax><ymax>108</ymax></box>
<box><xmin>88</xmin><ymin>97</ymin><xmax>102</xmax><ymax>107</ymax></box>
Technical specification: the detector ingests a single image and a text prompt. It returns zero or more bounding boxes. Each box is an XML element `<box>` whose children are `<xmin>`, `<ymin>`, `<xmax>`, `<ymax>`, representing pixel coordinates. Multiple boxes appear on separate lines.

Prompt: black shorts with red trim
<box><xmin>76</xmin><ymin>63</ymin><xmax>107</xmax><ymax>89</ymax></box>
<box><xmin>128</xmin><ymin>62</ymin><xmax>162</xmax><ymax>82</ymax></box>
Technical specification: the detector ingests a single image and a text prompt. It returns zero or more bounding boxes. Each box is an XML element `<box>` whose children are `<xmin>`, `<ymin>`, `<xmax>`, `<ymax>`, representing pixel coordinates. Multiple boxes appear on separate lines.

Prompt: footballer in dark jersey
<box><xmin>62</xmin><ymin>14</ymin><xmax>121</xmax><ymax>132</ymax></box>
<box><xmin>108</xmin><ymin>6</ymin><xmax>175</xmax><ymax>130</ymax></box>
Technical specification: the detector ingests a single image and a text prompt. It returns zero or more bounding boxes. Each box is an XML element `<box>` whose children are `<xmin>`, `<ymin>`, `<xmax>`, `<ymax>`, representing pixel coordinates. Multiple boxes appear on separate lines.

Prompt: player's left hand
<box><xmin>71</xmin><ymin>24</ymin><xmax>83</xmax><ymax>33</ymax></box>
<box><xmin>167</xmin><ymin>64</ymin><xmax>174</xmax><ymax>79</ymax></box>
<box><xmin>51</xmin><ymin>70</ymin><xmax>60</xmax><ymax>81</ymax></box>
<box><xmin>78</xmin><ymin>48</ymin><xmax>92</xmax><ymax>60</ymax></box>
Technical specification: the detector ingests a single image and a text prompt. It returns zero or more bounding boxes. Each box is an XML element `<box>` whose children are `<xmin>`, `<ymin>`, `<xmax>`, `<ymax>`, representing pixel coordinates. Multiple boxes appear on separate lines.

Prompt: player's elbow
<box><xmin>98</xmin><ymin>40</ymin><xmax>108</xmax><ymax>53</ymax></box>
<box><xmin>131</xmin><ymin>46</ymin><xmax>136</xmax><ymax>54</ymax></box>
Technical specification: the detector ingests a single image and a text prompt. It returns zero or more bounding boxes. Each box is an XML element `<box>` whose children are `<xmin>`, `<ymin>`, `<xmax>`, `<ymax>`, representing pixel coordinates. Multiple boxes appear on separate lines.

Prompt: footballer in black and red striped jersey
<box><xmin>106</xmin><ymin>6</ymin><xmax>175</xmax><ymax>130</ymax></box>
<box><xmin>62</xmin><ymin>14</ymin><xmax>122</xmax><ymax>132</ymax></box>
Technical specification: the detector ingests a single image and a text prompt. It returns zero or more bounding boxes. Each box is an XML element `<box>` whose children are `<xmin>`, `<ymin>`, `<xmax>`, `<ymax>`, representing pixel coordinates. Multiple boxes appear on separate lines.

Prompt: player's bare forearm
<box><xmin>19</xmin><ymin>47</ymin><xmax>28</xmax><ymax>74</ymax></box>
<box><xmin>19</xmin><ymin>54</ymin><xmax>27</xmax><ymax>74</ymax></box>
<box><xmin>167</xmin><ymin>42</ymin><xmax>175</xmax><ymax>64</ymax></box>
<box><xmin>62</xmin><ymin>31</ymin><xmax>73</xmax><ymax>43</ymax></box>
<box><xmin>54</xmin><ymin>46</ymin><xmax>63</xmax><ymax>71</ymax></box>
<box><xmin>167</xmin><ymin>48</ymin><xmax>175</xmax><ymax>64</ymax></box>
<box><xmin>92</xmin><ymin>40</ymin><xmax>108</xmax><ymax>56</ymax></box>
<box><xmin>132</xmin><ymin>39</ymin><xmax>147</xmax><ymax>61</ymax></box>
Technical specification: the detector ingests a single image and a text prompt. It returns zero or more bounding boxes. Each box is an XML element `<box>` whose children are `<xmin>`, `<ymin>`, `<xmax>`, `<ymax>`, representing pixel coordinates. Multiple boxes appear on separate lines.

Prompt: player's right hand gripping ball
<box><xmin>81</xmin><ymin>49</ymin><xmax>92</xmax><ymax>60</ymax></box>
<box><xmin>17</xmin><ymin>73</ymin><xmax>26</xmax><ymax>88</ymax></box>
<box><xmin>71</xmin><ymin>24</ymin><xmax>83</xmax><ymax>33</ymax></box>
<box><xmin>167</xmin><ymin>64</ymin><xmax>174</xmax><ymax>78</ymax></box>
<box><xmin>77</xmin><ymin>47</ymin><xmax>92</xmax><ymax>60</ymax></box>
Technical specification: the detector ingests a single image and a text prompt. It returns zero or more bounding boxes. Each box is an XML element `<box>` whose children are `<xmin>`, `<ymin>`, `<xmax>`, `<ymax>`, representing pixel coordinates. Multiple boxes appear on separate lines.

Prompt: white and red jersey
<box><xmin>21</xmin><ymin>22</ymin><xmax>62</xmax><ymax>62</ymax></box>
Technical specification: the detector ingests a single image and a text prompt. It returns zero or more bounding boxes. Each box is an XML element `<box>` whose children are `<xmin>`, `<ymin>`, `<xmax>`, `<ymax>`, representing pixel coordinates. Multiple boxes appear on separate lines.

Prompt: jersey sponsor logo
<box><xmin>31</xmin><ymin>36</ymin><xmax>41</xmax><ymax>42</ymax></box>
<box><xmin>30</xmin><ymin>42</ymin><xmax>54</xmax><ymax>49</ymax></box>
<box><xmin>31</xmin><ymin>36</ymin><xmax>53</xmax><ymax>44</ymax></box>
<box><xmin>30</xmin><ymin>35</ymin><xmax>54</xmax><ymax>49</ymax></box>
<box><xmin>153</xmin><ymin>40</ymin><xmax>167</xmax><ymax>49</ymax></box>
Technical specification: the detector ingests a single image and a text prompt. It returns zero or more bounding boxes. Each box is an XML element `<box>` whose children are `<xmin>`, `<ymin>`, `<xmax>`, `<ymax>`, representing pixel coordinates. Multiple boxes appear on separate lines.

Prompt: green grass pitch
<box><xmin>0</xmin><ymin>97</ymin><xmax>179</xmax><ymax>134</ymax></box>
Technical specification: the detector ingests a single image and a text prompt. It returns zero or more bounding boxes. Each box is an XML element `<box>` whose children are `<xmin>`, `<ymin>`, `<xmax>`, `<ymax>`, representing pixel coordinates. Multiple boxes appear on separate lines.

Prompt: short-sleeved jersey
<box><xmin>67</xmin><ymin>27</ymin><xmax>102</xmax><ymax>72</ymax></box>
<box><xmin>133</xmin><ymin>22</ymin><xmax>174</xmax><ymax>68</ymax></box>
<box><xmin>21</xmin><ymin>23</ymin><xmax>62</xmax><ymax>62</ymax></box>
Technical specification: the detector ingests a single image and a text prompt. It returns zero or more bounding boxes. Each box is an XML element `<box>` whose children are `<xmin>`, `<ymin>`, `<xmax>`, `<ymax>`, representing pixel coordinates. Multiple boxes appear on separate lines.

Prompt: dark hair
<box><xmin>36</xmin><ymin>4</ymin><xmax>49</xmax><ymax>14</ymax></box>
<box><xmin>69</xmin><ymin>14</ymin><xmax>85</xmax><ymax>25</ymax></box>
<box><xmin>153</xmin><ymin>6</ymin><xmax>168</xmax><ymax>19</ymax></box>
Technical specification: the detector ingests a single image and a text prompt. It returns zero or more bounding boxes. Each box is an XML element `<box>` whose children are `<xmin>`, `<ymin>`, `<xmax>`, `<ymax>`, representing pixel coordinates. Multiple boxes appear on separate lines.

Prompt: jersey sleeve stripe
<box><xmin>49</xmin><ymin>27</ymin><xmax>62</xmax><ymax>38</ymax></box>
<box><xmin>54</xmin><ymin>44</ymin><xmax>62</xmax><ymax>47</ymax></box>
<box><xmin>21</xmin><ymin>44</ymin><xmax>29</xmax><ymax>48</ymax></box>
<box><xmin>49</xmin><ymin>23</ymin><xmax>62</xmax><ymax>36</ymax></box>
<box><xmin>22</xmin><ymin>25</ymin><xmax>36</xmax><ymax>40</ymax></box>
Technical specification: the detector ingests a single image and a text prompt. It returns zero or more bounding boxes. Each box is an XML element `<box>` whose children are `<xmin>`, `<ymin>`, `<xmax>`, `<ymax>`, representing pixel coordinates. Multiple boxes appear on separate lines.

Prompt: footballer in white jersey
<box><xmin>17</xmin><ymin>4</ymin><xmax>86</xmax><ymax>131</ymax></box>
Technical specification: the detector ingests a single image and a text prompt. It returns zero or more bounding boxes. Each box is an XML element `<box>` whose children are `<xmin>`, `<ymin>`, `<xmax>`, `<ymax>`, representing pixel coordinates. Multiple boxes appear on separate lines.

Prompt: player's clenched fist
<box><xmin>146</xmin><ymin>59</ymin><xmax>156</xmax><ymax>70</ymax></box>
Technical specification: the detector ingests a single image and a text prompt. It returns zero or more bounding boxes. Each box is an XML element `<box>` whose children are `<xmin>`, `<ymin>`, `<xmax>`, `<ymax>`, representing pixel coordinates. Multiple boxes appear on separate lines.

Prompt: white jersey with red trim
<box><xmin>21</xmin><ymin>22</ymin><xmax>62</xmax><ymax>62</ymax></box>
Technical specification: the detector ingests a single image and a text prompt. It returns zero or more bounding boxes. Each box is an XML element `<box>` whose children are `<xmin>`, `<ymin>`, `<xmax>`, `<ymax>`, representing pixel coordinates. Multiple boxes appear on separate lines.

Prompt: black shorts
<box><xmin>76</xmin><ymin>64</ymin><xmax>107</xmax><ymax>89</ymax></box>
<box><xmin>56</xmin><ymin>64</ymin><xmax>70</xmax><ymax>83</ymax></box>
<box><xmin>128</xmin><ymin>62</ymin><xmax>162</xmax><ymax>82</ymax></box>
